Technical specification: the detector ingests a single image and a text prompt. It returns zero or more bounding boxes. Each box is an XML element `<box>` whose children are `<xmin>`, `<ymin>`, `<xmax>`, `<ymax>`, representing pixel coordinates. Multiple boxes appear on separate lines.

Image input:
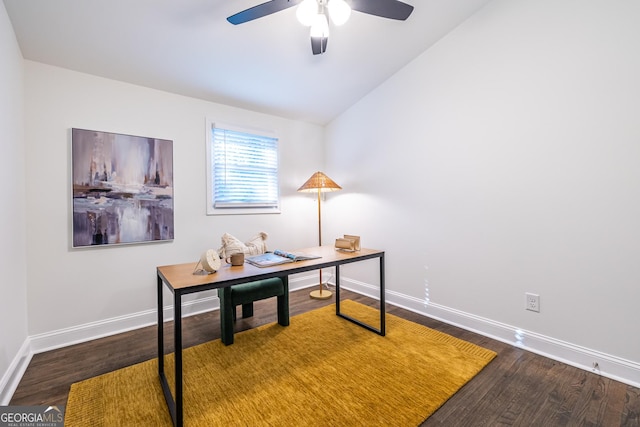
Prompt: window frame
<box><xmin>206</xmin><ymin>120</ymin><xmax>281</xmax><ymax>216</ymax></box>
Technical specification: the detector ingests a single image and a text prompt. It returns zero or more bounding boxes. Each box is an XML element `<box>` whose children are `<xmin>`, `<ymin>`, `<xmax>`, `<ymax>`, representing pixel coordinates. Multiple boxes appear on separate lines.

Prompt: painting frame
<box><xmin>71</xmin><ymin>128</ymin><xmax>174</xmax><ymax>248</ymax></box>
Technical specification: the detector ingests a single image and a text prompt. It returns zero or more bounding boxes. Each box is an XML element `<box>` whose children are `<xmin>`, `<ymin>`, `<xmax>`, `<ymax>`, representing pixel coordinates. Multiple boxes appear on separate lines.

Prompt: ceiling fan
<box><xmin>227</xmin><ymin>0</ymin><xmax>414</xmax><ymax>55</ymax></box>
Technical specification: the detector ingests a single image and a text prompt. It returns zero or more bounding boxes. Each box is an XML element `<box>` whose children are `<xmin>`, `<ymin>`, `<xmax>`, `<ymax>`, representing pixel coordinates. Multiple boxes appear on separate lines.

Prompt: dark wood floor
<box><xmin>11</xmin><ymin>288</ymin><xmax>640</xmax><ymax>426</ymax></box>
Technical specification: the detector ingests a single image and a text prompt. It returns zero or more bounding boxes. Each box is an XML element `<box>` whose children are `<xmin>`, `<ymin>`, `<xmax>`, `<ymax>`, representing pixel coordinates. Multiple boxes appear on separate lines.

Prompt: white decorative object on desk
<box><xmin>194</xmin><ymin>249</ymin><xmax>221</xmax><ymax>275</ymax></box>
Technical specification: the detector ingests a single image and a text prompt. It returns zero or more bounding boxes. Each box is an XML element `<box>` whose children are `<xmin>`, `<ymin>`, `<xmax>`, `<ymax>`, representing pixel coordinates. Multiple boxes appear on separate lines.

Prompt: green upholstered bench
<box><xmin>217</xmin><ymin>276</ymin><xmax>289</xmax><ymax>345</ymax></box>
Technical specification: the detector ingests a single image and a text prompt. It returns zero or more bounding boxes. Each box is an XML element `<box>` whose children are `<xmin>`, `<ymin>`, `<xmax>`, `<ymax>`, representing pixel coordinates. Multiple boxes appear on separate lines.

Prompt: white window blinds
<box><xmin>209</xmin><ymin>125</ymin><xmax>279</xmax><ymax>213</ymax></box>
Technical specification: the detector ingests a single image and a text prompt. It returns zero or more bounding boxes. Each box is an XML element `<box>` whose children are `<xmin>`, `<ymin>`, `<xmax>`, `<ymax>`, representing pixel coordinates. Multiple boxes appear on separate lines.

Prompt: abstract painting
<box><xmin>71</xmin><ymin>128</ymin><xmax>174</xmax><ymax>247</ymax></box>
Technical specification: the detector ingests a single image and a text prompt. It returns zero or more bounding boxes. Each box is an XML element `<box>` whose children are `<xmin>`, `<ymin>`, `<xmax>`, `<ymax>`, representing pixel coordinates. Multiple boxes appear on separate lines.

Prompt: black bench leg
<box><xmin>218</xmin><ymin>287</ymin><xmax>235</xmax><ymax>346</ymax></box>
<box><xmin>241</xmin><ymin>303</ymin><xmax>254</xmax><ymax>318</ymax></box>
<box><xmin>277</xmin><ymin>276</ymin><xmax>290</xmax><ymax>327</ymax></box>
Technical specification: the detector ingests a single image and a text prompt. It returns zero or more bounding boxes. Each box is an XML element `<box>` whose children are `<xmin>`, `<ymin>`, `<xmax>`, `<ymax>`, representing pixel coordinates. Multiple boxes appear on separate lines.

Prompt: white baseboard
<box><xmin>4</xmin><ymin>272</ymin><xmax>637</xmax><ymax>405</ymax></box>
<box><xmin>338</xmin><ymin>277</ymin><xmax>640</xmax><ymax>389</ymax></box>
<box><xmin>0</xmin><ymin>339</ymin><xmax>32</xmax><ymax>405</ymax></box>
<box><xmin>287</xmin><ymin>273</ymin><xmax>320</xmax><ymax>292</ymax></box>
<box><xmin>29</xmin><ymin>295</ymin><xmax>221</xmax><ymax>354</ymax></box>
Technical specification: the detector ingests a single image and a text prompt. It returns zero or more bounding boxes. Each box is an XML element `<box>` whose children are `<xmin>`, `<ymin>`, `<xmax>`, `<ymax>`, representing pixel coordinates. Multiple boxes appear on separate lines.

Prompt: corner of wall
<box><xmin>0</xmin><ymin>339</ymin><xmax>32</xmax><ymax>405</ymax></box>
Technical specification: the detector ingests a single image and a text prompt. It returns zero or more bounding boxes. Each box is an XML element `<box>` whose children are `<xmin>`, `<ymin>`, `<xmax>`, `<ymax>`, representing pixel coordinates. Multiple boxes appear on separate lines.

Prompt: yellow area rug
<box><xmin>65</xmin><ymin>300</ymin><xmax>496</xmax><ymax>426</ymax></box>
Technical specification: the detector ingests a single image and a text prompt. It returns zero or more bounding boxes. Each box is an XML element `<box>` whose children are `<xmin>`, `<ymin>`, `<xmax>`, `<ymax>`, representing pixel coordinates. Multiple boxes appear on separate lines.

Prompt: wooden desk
<box><xmin>157</xmin><ymin>246</ymin><xmax>385</xmax><ymax>427</ymax></box>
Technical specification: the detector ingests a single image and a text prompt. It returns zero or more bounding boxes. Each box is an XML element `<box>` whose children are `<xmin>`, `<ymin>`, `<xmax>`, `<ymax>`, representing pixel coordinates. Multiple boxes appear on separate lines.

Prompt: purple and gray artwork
<box><xmin>72</xmin><ymin>128</ymin><xmax>174</xmax><ymax>247</ymax></box>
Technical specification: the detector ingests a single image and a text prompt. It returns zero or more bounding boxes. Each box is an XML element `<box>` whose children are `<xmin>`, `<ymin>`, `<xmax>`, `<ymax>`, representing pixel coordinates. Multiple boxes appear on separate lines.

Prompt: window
<box><xmin>206</xmin><ymin>121</ymin><xmax>280</xmax><ymax>215</ymax></box>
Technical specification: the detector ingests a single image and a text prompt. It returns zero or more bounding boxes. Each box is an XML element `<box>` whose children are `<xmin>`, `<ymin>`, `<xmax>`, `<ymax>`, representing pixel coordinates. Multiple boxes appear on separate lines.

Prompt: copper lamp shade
<box><xmin>298</xmin><ymin>171</ymin><xmax>341</xmax><ymax>300</ymax></box>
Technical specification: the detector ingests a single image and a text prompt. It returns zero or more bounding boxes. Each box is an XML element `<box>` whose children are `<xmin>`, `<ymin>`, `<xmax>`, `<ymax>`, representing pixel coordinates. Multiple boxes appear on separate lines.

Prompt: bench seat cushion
<box><xmin>230</xmin><ymin>278</ymin><xmax>284</xmax><ymax>305</ymax></box>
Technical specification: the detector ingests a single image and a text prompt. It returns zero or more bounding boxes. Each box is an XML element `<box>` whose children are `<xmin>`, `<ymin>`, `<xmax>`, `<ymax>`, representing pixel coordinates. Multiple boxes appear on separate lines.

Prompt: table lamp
<box><xmin>297</xmin><ymin>171</ymin><xmax>342</xmax><ymax>299</ymax></box>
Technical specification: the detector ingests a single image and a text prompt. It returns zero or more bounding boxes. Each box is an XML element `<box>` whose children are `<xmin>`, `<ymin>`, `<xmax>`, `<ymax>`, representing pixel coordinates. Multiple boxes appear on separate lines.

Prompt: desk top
<box><xmin>157</xmin><ymin>246</ymin><xmax>383</xmax><ymax>291</ymax></box>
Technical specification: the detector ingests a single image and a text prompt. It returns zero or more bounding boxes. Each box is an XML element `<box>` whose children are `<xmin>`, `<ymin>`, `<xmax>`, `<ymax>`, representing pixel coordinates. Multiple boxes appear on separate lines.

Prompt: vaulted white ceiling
<box><xmin>4</xmin><ymin>0</ymin><xmax>491</xmax><ymax>124</ymax></box>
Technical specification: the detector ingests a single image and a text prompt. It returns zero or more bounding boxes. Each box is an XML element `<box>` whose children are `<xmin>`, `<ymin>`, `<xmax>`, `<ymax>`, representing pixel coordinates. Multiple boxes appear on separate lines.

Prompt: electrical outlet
<box><xmin>525</xmin><ymin>293</ymin><xmax>540</xmax><ymax>312</ymax></box>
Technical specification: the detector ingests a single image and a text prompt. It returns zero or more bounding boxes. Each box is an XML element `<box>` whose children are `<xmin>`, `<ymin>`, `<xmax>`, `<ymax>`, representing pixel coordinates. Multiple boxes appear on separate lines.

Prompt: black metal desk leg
<box><xmin>335</xmin><ymin>264</ymin><xmax>341</xmax><ymax>314</ymax></box>
<box><xmin>174</xmin><ymin>291</ymin><xmax>183</xmax><ymax>427</ymax></box>
<box><xmin>157</xmin><ymin>276</ymin><xmax>164</xmax><ymax>375</ymax></box>
<box><xmin>158</xmin><ymin>279</ymin><xmax>177</xmax><ymax>426</ymax></box>
<box><xmin>335</xmin><ymin>254</ymin><xmax>385</xmax><ymax>336</ymax></box>
<box><xmin>379</xmin><ymin>253</ymin><xmax>386</xmax><ymax>336</ymax></box>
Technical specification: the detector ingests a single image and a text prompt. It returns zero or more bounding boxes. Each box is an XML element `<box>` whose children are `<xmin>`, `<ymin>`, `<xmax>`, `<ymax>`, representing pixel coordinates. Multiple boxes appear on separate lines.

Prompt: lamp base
<box><xmin>309</xmin><ymin>289</ymin><xmax>333</xmax><ymax>300</ymax></box>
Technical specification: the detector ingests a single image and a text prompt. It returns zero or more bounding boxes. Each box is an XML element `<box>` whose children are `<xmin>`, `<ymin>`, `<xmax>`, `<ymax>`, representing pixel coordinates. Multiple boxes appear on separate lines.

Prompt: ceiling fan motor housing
<box><xmin>227</xmin><ymin>0</ymin><xmax>414</xmax><ymax>55</ymax></box>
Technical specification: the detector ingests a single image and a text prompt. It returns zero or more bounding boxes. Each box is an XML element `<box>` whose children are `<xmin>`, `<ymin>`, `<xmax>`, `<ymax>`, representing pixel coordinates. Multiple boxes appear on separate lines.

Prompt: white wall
<box><xmin>325</xmin><ymin>0</ymin><xmax>640</xmax><ymax>384</ymax></box>
<box><xmin>0</xmin><ymin>2</ymin><xmax>28</xmax><ymax>404</ymax></box>
<box><xmin>23</xmin><ymin>61</ymin><xmax>325</xmax><ymax>338</ymax></box>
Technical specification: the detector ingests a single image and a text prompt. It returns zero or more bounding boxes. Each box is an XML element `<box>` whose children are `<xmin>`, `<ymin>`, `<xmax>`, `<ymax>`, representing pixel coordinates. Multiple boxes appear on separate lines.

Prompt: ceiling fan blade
<box><xmin>311</xmin><ymin>36</ymin><xmax>328</xmax><ymax>55</ymax></box>
<box><xmin>349</xmin><ymin>0</ymin><xmax>414</xmax><ymax>20</ymax></box>
<box><xmin>227</xmin><ymin>0</ymin><xmax>302</xmax><ymax>25</ymax></box>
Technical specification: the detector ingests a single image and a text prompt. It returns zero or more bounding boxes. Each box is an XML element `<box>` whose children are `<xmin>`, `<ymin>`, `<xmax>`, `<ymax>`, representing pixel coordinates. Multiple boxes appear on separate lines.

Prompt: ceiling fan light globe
<box><xmin>296</xmin><ymin>0</ymin><xmax>318</xmax><ymax>27</ymax></box>
<box><xmin>328</xmin><ymin>0</ymin><xmax>351</xmax><ymax>26</ymax></box>
<box><xmin>310</xmin><ymin>13</ymin><xmax>330</xmax><ymax>38</ymax></box>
